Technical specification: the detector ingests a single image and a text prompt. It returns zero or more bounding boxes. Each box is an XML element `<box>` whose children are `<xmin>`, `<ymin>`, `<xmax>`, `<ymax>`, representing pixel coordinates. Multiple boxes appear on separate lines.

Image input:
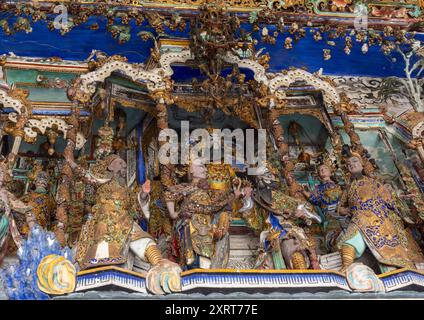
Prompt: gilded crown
<box><xmin>207</xmin><ymin>162</ymin><xmax>235</xmax><ymax>191</ymax></box>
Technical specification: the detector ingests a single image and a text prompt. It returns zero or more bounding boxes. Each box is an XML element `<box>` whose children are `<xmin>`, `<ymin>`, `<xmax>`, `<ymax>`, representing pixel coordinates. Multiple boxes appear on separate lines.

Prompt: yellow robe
<box><xmin>338</xmin><ymin>176</ymin><xmax>424</xmax><ymax>268</ymax></box>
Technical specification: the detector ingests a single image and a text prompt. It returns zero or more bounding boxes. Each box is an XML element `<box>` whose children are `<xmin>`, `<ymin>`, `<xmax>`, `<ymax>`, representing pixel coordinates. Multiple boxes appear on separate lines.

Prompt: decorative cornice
<box><xmin>4</xmin><ymin>60</ymin><xmax>89</xmax><ymax>74</ymax></box>
<box><xmin>24</xmin><ymin>117</ymin><xmax>86</xmax><ymax>150</ymax></box>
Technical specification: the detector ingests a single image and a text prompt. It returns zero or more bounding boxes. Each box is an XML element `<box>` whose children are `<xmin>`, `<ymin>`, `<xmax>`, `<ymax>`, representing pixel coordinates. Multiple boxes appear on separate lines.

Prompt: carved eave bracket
<box><xmin>0</xmin><ymin>87</ymin><xmax>31</xmax><ymax>120</ymax></box>
<box><xmin>23</xmin><ymin>117</ymin><xmax>86</xmax><ymax>150</ymax></box>
<box><xmin>73</xmin><ymin>49</ymin><xmax>341</xmax><ymax>114</ymax></box>
<box><xmin>222</xmin><ymin>52</ymin><xmax>341</xmax><ymax>107</ymax></box>
<box><xmin>72</xmin><ymin>51</ymin><xmax>192</xmax><ymax>105</ymax></box>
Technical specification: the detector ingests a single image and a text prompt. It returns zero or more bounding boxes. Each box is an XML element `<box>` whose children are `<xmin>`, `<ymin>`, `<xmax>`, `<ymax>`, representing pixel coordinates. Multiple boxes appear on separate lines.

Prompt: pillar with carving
<box><xmin>333</xmin><ymin>94</ymin><xmax>376</xmax><ymax>176</ymax></box>
<box><xmin>54</xmin><ymin>108</ymin><xmax>80</xmax><ymax>246</ymax></box>
<box><xmin>150</xmin><ymin>88</ymin><xmax>177</xmax><ymax>188</ymax></box>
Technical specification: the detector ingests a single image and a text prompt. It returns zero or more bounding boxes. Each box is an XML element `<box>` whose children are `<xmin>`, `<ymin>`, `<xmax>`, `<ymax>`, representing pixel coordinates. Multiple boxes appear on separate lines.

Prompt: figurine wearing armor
<box><xmin>164</xmin><ymin>159</ymin><xmax>253</xmax><ymax>269</ymax></box>
<box><xmin>63</xmin><ymin>156</ymin><xmax>97</xmax><ymax>247</ymax></box>
<box><xmin>303</xmin><ymin>164</ymin><xmax>346</xmax><ymax>253</ymax></box>
<box><xmin>0</xmin><ymin>156</ymin><xmax>33</xmax><ymax>261</ymax></box>
<box><xmin>145</xmin><ymin>177</ymin><xmax>175</xmax><ymax>260</ymax></box>
<box><xmin>19</xmin><ymin>170</ymin><xmax>56</xmax><ymax>236</ymax></box>
<box><xmin>337</xmin><ymin>155</ymin><xmax>424</xmax><ymax>272</ymax></box>
<box><xmin>253</xmin><ymin>164</ymin><xmax>322</xmax><ymax>270</ymax></box>
<box><xmin>64</xmin><ymin>152</ymin><xmax>182</xmax><ymax>295</ymax></box>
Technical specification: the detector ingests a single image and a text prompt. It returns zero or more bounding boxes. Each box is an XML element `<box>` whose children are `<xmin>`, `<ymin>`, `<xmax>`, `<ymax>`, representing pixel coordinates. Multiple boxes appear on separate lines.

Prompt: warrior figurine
<box><xmin>19</xmin><ymin>170</ymin><xmax>56</xmax><ymax>236</ymax></box>
<box><xmin>164</xmin><ymin>158</ymin><xmax>252</xmax><ymax>269</ymax></box>
<box><xmin>64</xmin><ymin>152</ymin><xmax>182</xmax><ymax>295</ymax></box>
<box><xmin>303</xmin><ymin>164</ymin><xmax>346</xmax><ymax>253</ymax></box>
<box><xmin>253</xmin><ymin>164</ymin><xmax>322</xmax><ymax>270</ymax></box>
<box><xmin>337</xmin><ymin>154</ymin><xmax>424</xmax><ymax>272</ymax></box>
<box><xmin>0</xmin><ymin>155</ymin><xmax>33</xmax><ymax>262</ymax></box>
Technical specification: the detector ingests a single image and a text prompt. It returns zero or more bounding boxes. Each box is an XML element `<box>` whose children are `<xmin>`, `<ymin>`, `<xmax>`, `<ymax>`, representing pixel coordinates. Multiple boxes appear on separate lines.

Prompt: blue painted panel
<box><xmin>0</xmin><ymin>14</ymin><xmax>422</xmax><ymax>78</ymax></box>
<box><xmin>0</xmin><ymin>16</ymin><xmax>153</xmax><ymax>62</ymax></box>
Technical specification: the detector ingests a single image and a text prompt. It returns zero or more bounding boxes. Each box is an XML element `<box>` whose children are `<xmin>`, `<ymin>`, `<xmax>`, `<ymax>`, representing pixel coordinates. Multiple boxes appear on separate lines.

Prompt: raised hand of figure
<box><xmin>146</xmin><ymin>258</ymin><xmax>182</xmax><ymax>295</ymax></box>
<box><xmin>138</xmin><ymin>180</ymin><xmax>151</xmax><ymax>204</ymax></box>
<box><xmin>213</xmin><ymin>212</ymin><xmax>230</xmax><ymax>240</ymax></box>
<box><xmin>138</xmin><ymin>180</ymin><xmax>152</xmax><ymax>220</ymax></box>
<box><xmin>142</xmin><ymin>179</ymin><xmax>151</xmax><ymax>194</ymax></box>
<box><xmin>213</xmin><ymin>226</ymin><xmax>227</xmax><ymax>240</ymax></box>
<box><xmin>233</xmin><ymin>178</ymin><xmax>242</xmax><ymax>198</ymax></box>
<box><xmin>243</xmin><ymin>186</ymin><xmax>252</xmax><ymax>198</ymax></box>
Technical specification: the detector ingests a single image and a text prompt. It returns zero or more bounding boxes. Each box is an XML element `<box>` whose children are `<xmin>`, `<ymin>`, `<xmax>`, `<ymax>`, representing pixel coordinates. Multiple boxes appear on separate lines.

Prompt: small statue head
<box><xmin>317</xmin><ymin>164</ymin><xmax>332</xmax><ymax>181</ymax></box>
<box><xmin>34</xmin><ymin>171</ymin><xmax>49</xmax><ymax>191</ymax></box>
<box><xmin>346</xmin><ymin>155</ymin><xmax>363</xmax><ymax>175</ymax></box>
<box><xmin>106</xmin><ymin>154</ymin><xmax>127</xmax><ymax>177</ymax></box>
<box><xmin>189</xmin><ymin>157</ymin><xmax>207</xmax><ymax>180</ymax></box>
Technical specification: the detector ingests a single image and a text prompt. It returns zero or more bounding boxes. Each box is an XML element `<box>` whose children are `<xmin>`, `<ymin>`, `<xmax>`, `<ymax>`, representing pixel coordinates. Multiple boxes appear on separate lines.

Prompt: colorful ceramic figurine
<box><xmin>303</xmin><ymin>164</ymin><xmax>345</xmax><ymax>253</ymax></box>
<box><xmin>0</xmin><ymin>156</ymin><xmax>33</xmax><ymax>261</ymax></box>
<box><xmin>253</xmin><ymin>165</ymin><xmax>322</xmax><ymax>270</ymax></box>
<box><xmin>19</xmin><ymin>170</ymin><xmax>56</xmax><ymax>236</ymax></box>
<box><xmin>164</xmin><ymin>158</ymin><xmax>252</xmax><ymax>269</ymax></box>
<box><xmin>146</xmin><ymin>177</ymin><xmax>174</xmax><ymax>260</ymax></box>
<box><xmin>66</xmin><ymin>157</ymin><xmax>96</xmax><ymax>247</ymax></box>
<box><xmin>64</xmin><ymin>152</ymin><xmax>182</xmax><ymax>295</ymax></box>
<box><xmin>337</xmin><ymin>154</ymin><xmax>424</xmax><ymax>272</ymax></box>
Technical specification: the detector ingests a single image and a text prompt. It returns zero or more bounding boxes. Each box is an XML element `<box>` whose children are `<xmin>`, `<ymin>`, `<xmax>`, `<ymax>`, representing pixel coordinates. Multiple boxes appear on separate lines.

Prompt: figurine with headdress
<box><xmin>63</xmin><ymin>151</ymin><xmax>182</xmax><ymax>295</ymax></box>
<box><xmin>336</xmin><ymin>146</ymin><xmax>424</xmax><ymax>273</ymax></box>
<box><xmin>302</xmin><ymin>153</ymin><xmax>346</xmax><ymax>253</ymax></box>
<box><xmin>251</xmin><ymin>160</ymin><xmax>323</xmax><ymax>270</ymax></box>
<box><xmin>65</xmin><ymin>155</ymin><xmax>96</xmax><ymax>247</ymax></box>
<box><xmin>164</xmin><ymin>152</ymin><xmax>253</xmax><ymax>270</ymax></box>
<box><xmin>19</xmin><ymin>164</ymin><xmax>56</xmax><ymax>237</ymax></box>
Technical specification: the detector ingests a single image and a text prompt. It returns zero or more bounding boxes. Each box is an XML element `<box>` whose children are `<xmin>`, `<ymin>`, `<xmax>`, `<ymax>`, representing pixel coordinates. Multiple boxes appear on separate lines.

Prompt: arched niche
<box><xmin>72</xmin><ymin>49</ymin><xmax>342</xmax><ymax>113</ymax></box>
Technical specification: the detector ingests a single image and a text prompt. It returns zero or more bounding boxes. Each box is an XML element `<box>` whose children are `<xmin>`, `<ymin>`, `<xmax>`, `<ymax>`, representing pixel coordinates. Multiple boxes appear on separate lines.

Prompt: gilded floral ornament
<box><xmin>329</xmin><ymin>0</ymin><xmax>353</xmax><ymax>12</ymax></box>
<box><xmin>323</xmin><ymin>49</ymin><xmax>331</xmax><ymax>60</ymax></box>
